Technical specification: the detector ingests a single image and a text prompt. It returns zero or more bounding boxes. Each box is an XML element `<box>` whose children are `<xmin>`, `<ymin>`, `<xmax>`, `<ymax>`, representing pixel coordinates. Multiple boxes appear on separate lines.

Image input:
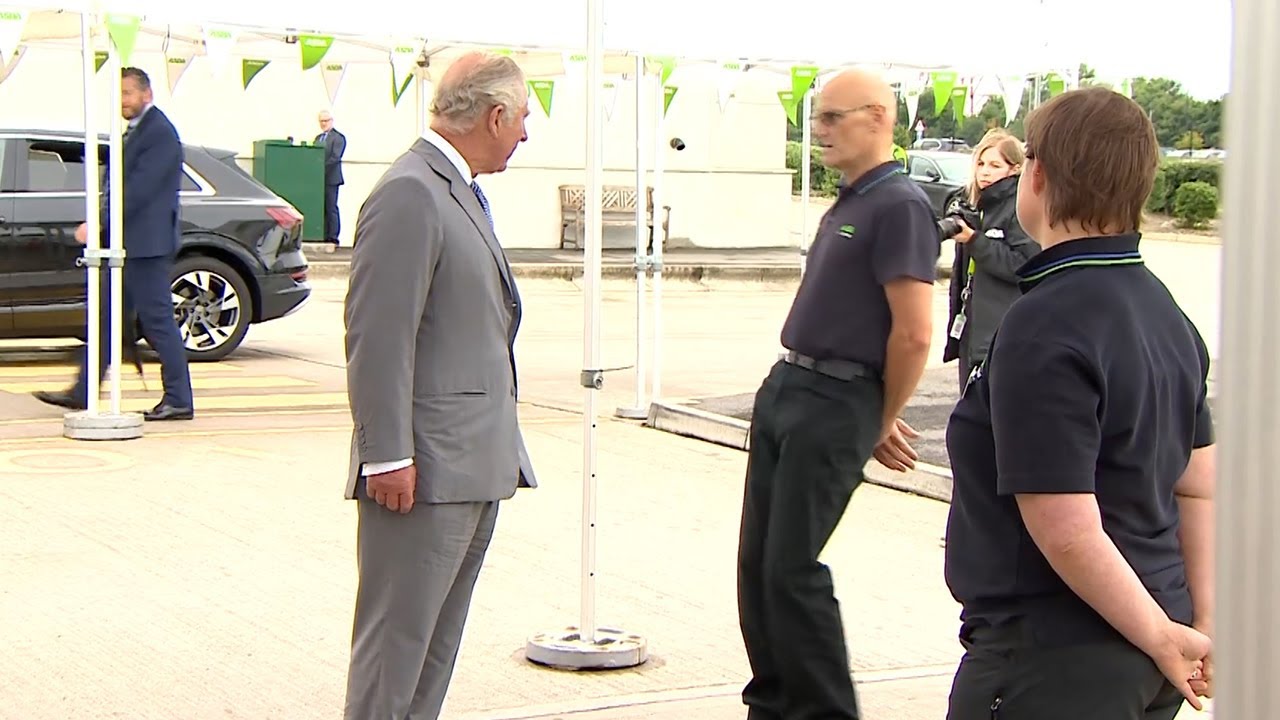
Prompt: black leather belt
<box><xmin>783</xmin><ymin>351</ymin><xmax>879</xmax><ymax>381</ymax></box>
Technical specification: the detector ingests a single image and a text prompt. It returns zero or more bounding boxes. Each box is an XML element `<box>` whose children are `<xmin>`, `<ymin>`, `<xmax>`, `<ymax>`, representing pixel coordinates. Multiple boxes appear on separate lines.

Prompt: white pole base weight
<box><xmin>613</xmin><ymin>406</ymin><xmax>649</xmax><ymax>420</ymax></box>
<box><xmin>63</xmin><ymin>411</ymin><xmax>145</xmax><ymax>441</ymax></box>
<box><xmin>525</xmin><ymin>626</ymin><xmax>648</xmax><ymax>670</ymax></box>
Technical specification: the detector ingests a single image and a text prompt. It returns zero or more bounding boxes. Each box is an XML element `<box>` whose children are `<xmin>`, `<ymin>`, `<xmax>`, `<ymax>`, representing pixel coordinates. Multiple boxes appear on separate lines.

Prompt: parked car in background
<box><xmin>911</xmin><ymin>137</ymin><xmax>972</xmax><ymax>153</ymax></box>
<box><xmin>0</xmin><ymin>129</ymin><xmax>311</xmax><ymax>361</ymax></box>
<box><xmin>906</xmin><ymin>150</ymin><xmax>971</xmax><ymax>217</ymax></box>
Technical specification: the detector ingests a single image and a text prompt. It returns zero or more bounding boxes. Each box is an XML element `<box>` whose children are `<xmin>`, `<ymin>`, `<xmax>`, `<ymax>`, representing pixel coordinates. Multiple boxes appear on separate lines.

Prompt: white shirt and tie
<box><xmin>361</xmin><ymin>129</ymin><xmax>494</xmax><ymax>478</ymax></box>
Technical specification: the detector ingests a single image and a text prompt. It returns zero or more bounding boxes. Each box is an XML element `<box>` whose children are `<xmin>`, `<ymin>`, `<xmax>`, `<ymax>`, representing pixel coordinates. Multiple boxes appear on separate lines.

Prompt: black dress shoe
<box><xmin>144</xmin><ymin>403</ymin><xmax>194</xmax><ymax>421</ymax></box>
<box><xmin>32</xmin><ymin>390</ymin><xmax>87</xmax><ymax>411</ymax></box>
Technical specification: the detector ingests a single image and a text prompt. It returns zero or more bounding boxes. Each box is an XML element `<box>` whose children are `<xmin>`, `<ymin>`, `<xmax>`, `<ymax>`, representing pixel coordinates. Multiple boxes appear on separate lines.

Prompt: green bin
<box><xmin>252</xmin><ymin>139</ymin><xmax>325</xmax><ymax>242</ymax></box>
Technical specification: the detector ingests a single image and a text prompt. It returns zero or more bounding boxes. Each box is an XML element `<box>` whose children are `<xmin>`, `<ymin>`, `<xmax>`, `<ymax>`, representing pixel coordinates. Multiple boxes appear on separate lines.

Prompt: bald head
<box><xmin>812</xmin><ymin>69</ymin><xmax>898</xmax><ymax>177</ymax></box>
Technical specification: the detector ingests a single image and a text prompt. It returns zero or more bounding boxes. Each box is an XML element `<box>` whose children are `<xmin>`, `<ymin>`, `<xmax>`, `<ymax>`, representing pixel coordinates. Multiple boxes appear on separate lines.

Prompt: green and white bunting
<box><xmin>778</xmin><ymin>90</ymin><xmax>798</xmax><ymax>127</ymax></box>
<box><xmin>165</xmin><ymin>51</ymin><xmax>194</xmax><ymax>94</ymax></box>
<box><xmin>931</xmin><ymin>71</ymin><xmax>957</xmax><ymax>117</ymax></box>
<box><xmin>602</xmin><ymin>80</ymin><xmax>618</xmax><ymax>120</ymax></box>
<box><xmin>718</xmin><ymin>60</ymin><xmax>746</xmax><ymax>111</ymax></box>
<box><xmin>391</xmin><ymin>70</ymin><xmax>413</xmax><ymax>106</ymax></box>
<box><xmin>299</xmin><ymin>34</ymin><xmax>334</xmax><ymax>71</ymax></box>
<box><xmin>528</xmin><ymin>79</ymin><xmax>554</xmax><ymax>116</ymax></box>
<box><xmin>650</xmin><ymin>55</ymin><xmax>676</xmax><ymax>86</ymax></box>
<box><xmin>790</xmin><ymin>65</ymin><xmax>818</xmax><ymax>103</ymax></box>
<box><xmin>951</xmin><ymin>85</ymin><xmax>968</xmax><ymax>123</ymax></box>
<box><xmin>904</xmin><ymin>87</ymin><xmax>922</xmax><ymax>129</ymax></box>
<box><xmin>105</xmin><ymin>14</ymin><xmax>140</xmax><ymax>67</ymax></box>
<box><xmin>1046</xmin><ymin>73</ymin><xmax>1066</xmax><ymax>97</ymax></box>
<box><xmin>999</xmin><ymin>75</ymin><xmax>1025</xmax><ymax>125</ymax></box>
<box><xmin>561</xmin><ymin>51</ymin><xmax>586</xmax><ymax>81</ymax></box>
<box><xmin>95</xmin><ymin>50</ymin><xmax>109</xmax><ymax>73</ymax></box>
<box><xmin>389</xmin><ymin>41</ymin><xmax>423</xmax><ymax>93</ymax></box>
<box><xmin>242</xmin><ymin>58</ymin><xmax>269</xmax><ymax>88</ymax></box>
<box><xmin>0</xmin><ymin>8</ymin><xmax>27</xmax><ymax>64</ymax></box>
<box><xmin>1117</xmin><ymin>77</ymin><xmax>1133</xmax><ymax>98</ymax></box>
<box><xmin>202</xmin><ymin>27</ymin><xmax>238</xmax><ymax>78</ymax></box>
<box><xmin>663</xmin><ymin>85</ymin><xmax>678</xmax><ymax>117</ymax></box>
<box><xmin>321</xmin><ymin>62</ymin><xmax>346</xmax><ymax>105</ymax></box>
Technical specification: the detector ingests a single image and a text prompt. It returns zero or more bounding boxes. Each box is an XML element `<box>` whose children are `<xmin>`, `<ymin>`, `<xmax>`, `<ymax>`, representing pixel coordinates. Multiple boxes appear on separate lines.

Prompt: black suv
<box><xmin>0</xmin><ymin>129</ymin><xmax>310</xmax><ymax>361</ymax></box>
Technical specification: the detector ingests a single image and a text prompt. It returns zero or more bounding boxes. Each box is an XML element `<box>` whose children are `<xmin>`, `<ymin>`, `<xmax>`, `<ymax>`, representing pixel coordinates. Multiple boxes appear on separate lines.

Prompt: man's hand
<box><xmin>74</xmin><ymin>223</ymin><xmax>88</xmax><ymax>244</ymax></box>
<box><xmin>1150</xmin><ymin>620</ymin><xmax>1212</xmax><ymax>711</ymax></box>
<box><xmin>1189</xmin><ymin>619</ymin><xmax>1214</xmax><ymax>699</ymax></box>
<box><xmin>954</xmin><ymin>219</ymin><xmax>974</xmax><ymax>244</ymax></box>
<box><xmin>873</xmin><ymin>418</ymin><xmax>919</xmax><ymax>472</ymax></box>
<box><xmin>366</xmin><ymin>465</ymin><xmax>416</xmax><ymax>514</ymax></box>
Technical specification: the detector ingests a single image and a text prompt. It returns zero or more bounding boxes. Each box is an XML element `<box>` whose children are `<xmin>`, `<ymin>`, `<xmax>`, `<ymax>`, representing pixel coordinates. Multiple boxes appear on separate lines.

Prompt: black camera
<box><xmin>938</xmin><ymin>216</ymin><xmax>964</xmax><ymax>240</ymax></box>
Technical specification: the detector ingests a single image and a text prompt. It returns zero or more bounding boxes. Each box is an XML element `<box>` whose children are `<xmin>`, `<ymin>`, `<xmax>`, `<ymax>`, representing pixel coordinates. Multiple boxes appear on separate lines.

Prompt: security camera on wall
<box><xmin>669</xmin><ymin>138</ymin><xmax>686</xmax><ymax>151</ymax></box>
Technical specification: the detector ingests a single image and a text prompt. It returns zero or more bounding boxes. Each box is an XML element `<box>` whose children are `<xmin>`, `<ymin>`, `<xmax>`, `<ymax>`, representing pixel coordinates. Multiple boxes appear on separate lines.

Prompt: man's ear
<box><xmin>1029</xmin><ymin>161</ymin><xmax>1046</xmax><ymax>196</ymax></box>
<box><xmin>488</xmin><ymin>105</ymin><xmax>505</xmax><ymax>137</ymax></box>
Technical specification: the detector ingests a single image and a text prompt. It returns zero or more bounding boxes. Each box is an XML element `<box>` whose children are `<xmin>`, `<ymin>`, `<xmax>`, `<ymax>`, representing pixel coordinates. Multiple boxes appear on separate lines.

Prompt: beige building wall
<box><xmin>1</xmin><ymin>45</ymin><xmax>795</xmax><ymax>250</ymax></box>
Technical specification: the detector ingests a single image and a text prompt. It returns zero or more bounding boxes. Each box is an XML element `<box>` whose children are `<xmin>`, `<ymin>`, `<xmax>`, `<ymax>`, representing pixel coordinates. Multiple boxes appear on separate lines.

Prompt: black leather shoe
<box><xmin>32</xmin><ymin>390</ymin><xmax>87</xmax><ymax>411</ymax></box>
<box><xmin>144</xmin><ymin>403</ymin><xmax>194</xmax><ymax>421</ymax></box>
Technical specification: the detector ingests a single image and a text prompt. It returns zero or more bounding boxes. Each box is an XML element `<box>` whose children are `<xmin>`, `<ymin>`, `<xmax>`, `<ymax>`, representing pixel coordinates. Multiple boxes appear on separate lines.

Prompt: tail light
<box><xmin>266</xmin><ymin>205</ymin><xmax>303</xmax><ymax>230</ymax></box>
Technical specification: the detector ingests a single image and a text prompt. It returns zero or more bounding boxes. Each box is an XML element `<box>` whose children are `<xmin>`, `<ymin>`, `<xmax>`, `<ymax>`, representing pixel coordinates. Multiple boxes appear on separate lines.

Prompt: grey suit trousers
<box><xmin>344</xmin><ymin>497</ymin><xmax>499</xmax><ymax>720</ymax></box>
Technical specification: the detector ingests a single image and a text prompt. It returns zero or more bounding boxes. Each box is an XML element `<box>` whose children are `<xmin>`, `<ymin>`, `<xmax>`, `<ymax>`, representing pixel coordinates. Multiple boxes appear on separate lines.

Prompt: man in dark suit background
<box><xmin>35</xmin><ymin>66</ymin><xmax>194</xmax><ymax>421</ymax></box>
<box><xmin>316</xmin><ymin>111</ymin><xmax>346</xmax><ymax>251</ymax></box>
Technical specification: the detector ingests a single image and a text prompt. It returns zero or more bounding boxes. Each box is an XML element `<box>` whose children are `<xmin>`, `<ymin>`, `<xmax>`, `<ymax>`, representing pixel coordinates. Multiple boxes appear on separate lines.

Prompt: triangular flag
<box><xmin>651</xmin><ymin>55</ymin><xmax>676</xmax><ymax>86</ymax></box>
<box><xmin>1046</xmin><ymin>73</ymin><xmax>1066</xmax><ymax>97</ymax></box>
<box><xmin>561</xmin><ymin>51</ymin><xmax>586</xmax><ymax>81</ymax></box>
<box><xmin>0</xmin><ymin>8</ymin><xmax>27</xmax><ymax>62</ymax></box>
<box><xmin>0</xmin><ymin>45</ymin><xmax>25</xmax><ymax>85</ymax></box>
<box><xmin>790</xmin><ymin>65</ymin><xmax>819</xmax><ymax>103</ymax></box>
<box><xmin>202</xmin><ymin>27</ymin><xmax>238</xmax><ymax>79</ymax></box>
<box><xmin>1118</xmin><ymin>78</ymin><xmax>1133</xmax><ymax>98</ymax></box>
<box><xmin>95</xmin><ymin>50</ymin><xmax>109</xmax><ymax>73</ymax></box>
<box><xmin>528</xmin><ymin>79</ymin><xmax>554</xmax><ymax>116</ymax></box>
<box><xmin>242</xmin><ymin>58</ymin><xmax>269</xmax><ymax>89</ymax></box>
<box><xmin>778</xmin><ymin>90</ymin><xmax>798</xmax><ymax>127</ymax></box>
<box><xmin>951</xmin><ymin>86</ymin><xmax>968</xmax><ymax>123</ymax></box>
<box><xmin>905</xmin><ymin>89</ymin><xmax>922</xmax><ymax>129</ymax></box>
<box><xmin>299</xmin><ymin>34</ymin><xmax>334</xmax><ymax>71</ymax></box>
<box><xmin>663</xmin><ymin>85</ymin><xmax>678</xmax><ymax>117</ymax></box>
<box><xmin>1000</xmin><ymin>76</ymin><xmax>1025</xmax><ymax>125</ymax></box>
<box><xmin>105</xmin><ymin>14</ymin><xmax>140</xmax><ymax>67</ymax></box>
<box><xmin>718</xmin><ymin>60</ymin><xmax>745</xmax><ymax>111</ymax></box>
<box><xmin>321</xmin><ymin>62</ymin><xmax>346</xmax><ymax>105</ymax></box>
<box><xmin>931</xmin><ymin>71</ymin><xmax>957</xmax><ymax>117</ymax></box>
<box><xmin>389</xmin><ymin>41</ymin><xmax>423</xmax><ymax>92</ymax></box>
<box><xmin>165</xmin><ymin>52</ymin><xmax>194</xmax><ymax>94</ymax></box>
<box><xmin>602</xmin><ymin>80</ymin><xmax>618</xmax><ymax>120</ymax></box>
<box><xmin>391</xmin><ymin>67</ymin><xmax>413</xmax><ymax>106</ymax></box>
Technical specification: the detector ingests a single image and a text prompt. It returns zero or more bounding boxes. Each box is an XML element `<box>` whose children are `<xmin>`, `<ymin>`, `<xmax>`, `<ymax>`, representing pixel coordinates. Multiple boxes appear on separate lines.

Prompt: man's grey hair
<box><xmin>430</xmin><ymin>54</ymin><xmax>526</xmax><ymax>133</ymax></box>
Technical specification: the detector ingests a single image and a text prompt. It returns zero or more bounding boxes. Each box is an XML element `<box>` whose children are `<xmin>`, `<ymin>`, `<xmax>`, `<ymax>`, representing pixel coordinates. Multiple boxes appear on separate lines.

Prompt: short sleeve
<box><xmin>1190</xmin><ymin>321</ymin><xmax>1214</xmax><ymax>448</ymax></box>
<box><xmin>872</xmin><ymin>195</ymin><xmax>939</xmax><ymax>285</ymax></box>
<box><xmin>988</xmin><ymin>336</ymin><xmax>1102</xmax><ymax>496</ymax></box>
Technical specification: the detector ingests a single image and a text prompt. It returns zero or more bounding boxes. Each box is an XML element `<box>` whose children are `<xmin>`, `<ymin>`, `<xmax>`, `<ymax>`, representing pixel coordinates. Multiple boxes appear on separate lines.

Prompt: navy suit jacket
<box><xmin>102</xmin><ymin>105</ymin><xmax>184</xmax><ymax>259</ymax></box>
<box><xmin>315</xmin><ymin>128</ymin><xmax>346</xmax><ymax>186</ymax></box>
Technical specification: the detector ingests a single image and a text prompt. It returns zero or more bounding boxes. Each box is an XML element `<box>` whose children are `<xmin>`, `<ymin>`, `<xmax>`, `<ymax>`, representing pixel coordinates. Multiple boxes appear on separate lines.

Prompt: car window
<box><xmin>933</xmin><ymin>155</ymin><xmax>973</xmax><ymax>181</ymax></box>
<box><xmin>909</xmin><ymin>157</ymin><xmax>939</xmax><ymax>178</ymax></box>
<box><xmin>180</xmin><ymin>171</ymin><xmax>200</xmax><ymax>192</ymax></box>
<box><xmin>15</xmin><ymin>140</ymin><xmax>87</xmax><ymax>193</ymax></box>
<box><xmin>0</xmin><ymin>138</ymin><xmax>12</xmax><ymax>191</ymax></box>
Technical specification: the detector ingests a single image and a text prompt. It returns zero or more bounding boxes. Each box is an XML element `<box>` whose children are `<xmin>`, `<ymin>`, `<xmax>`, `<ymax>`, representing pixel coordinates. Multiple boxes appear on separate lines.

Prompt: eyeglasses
<box><xmin>810</xmin><ymin>103</ymin><xmax>883</xmax><ymax>126</ymax></box>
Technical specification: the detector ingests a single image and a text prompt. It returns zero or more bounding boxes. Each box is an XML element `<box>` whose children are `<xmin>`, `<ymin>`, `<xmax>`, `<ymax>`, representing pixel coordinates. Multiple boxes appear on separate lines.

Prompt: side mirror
<box><xmin>924</xmin><ymin>168</ymin><xmax>941</xmax><ymax>182</ymax></box>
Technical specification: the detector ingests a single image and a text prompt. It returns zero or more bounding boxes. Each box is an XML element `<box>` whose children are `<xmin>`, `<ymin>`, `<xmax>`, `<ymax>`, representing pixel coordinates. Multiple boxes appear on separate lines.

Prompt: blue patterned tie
<box><xmin>471</xmin><ymin>181</ymin><xmax>493</xmax><ymax>228</ymax></box>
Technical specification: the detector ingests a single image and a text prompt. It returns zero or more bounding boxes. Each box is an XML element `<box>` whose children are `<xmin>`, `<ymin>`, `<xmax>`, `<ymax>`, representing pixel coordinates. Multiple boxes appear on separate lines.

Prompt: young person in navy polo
<box><xmin>736</xmin><ymin>69</ymin><xmax>938</xmax><ymax>720</ymax></box>
<box><xmin>940</xmin><ymin>87</ymin><xmax>1217</xmax><ymax>719</ymax></box>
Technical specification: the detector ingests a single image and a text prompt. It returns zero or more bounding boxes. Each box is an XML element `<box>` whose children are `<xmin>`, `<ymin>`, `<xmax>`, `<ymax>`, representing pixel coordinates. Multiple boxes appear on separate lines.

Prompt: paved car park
<box><xmin>0</xmin><ymin>254</ymin><xmax>1218</xmax><ymax>717</ymax></box>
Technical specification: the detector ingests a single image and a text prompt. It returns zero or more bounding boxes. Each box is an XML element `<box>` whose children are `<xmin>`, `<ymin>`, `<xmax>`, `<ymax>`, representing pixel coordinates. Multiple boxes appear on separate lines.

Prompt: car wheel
<box><xmin>169</xmin><ymin>255</ymin><xmax>252</xmax><ymax>362</ymax></box>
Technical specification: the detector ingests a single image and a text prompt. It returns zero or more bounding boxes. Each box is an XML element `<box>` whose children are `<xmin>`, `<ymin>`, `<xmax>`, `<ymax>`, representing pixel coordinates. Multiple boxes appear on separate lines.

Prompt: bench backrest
<box><xmin>559</xmin><ymin>184</ymin><xmax>655</xmax><ymax>214</ymax></box>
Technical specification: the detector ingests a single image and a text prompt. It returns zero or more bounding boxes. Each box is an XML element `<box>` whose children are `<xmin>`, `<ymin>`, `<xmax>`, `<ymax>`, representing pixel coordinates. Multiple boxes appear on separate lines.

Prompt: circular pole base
<box><xmin>614</xmin><ymin>406</ymin><xmax>649</xmax><ymax>420</ymax></box>
<box><xmin>525</xmin><ymin>626</ymin><xmax>648</xmax><ymax>670</ymax></box>
<box><xmin>63</xmin><ymin>411</ymin><xmax>144</xmax><ymax>441</ymax></box>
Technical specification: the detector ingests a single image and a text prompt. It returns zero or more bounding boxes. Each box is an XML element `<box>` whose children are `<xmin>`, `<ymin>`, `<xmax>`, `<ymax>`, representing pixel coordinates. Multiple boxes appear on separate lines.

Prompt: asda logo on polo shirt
<box><xmin>838</xmin><ymin>224</ymin><xmax>855</xmax><ymax>238</ymax></box>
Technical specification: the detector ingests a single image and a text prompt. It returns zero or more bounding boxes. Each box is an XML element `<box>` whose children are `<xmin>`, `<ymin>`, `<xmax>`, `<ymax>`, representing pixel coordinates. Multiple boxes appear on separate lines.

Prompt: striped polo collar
<box><xmin>1017</xmin><ymin>233</ymin><xmax>1144</xmax><ymax>292</ymax></box>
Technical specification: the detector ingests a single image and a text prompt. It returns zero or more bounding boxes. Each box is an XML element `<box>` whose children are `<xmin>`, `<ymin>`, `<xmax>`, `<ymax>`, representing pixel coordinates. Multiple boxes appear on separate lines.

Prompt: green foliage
<box><xmin>1151</xmin><ymin>159</ymin><xmax>1221</xmax><ymax>213</ymax></box>
<box><xmin>1146</xmin><ymin>167</ymin><xmax>1169</xmax><ymax>214</ymax></box>
<box><xmin>785</xmin><ymin>141</ymin><xmax>841</xmax><ymax>197</ymax></box>
<box><xmin>1172</xmin><ymin>181</ymin><xmax>1219</xmax><ymax>228</ymax></box>
<box><xmin>1176</xmin><ymin>130</ymin><xmax>1206</xmax><ymax>151</ymax></box>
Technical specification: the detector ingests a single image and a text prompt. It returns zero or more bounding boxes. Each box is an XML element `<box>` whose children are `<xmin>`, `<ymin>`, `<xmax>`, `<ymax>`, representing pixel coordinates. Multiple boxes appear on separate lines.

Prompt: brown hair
<box><xmin>966</xmin><ymin>128</ymin><xmax>1026</xmax><ymax>205</ymax></box>
<box><xmin>1023</xmin><ymin>86</ymin><xmax>1159</xmax><ymax>234</ymax></box>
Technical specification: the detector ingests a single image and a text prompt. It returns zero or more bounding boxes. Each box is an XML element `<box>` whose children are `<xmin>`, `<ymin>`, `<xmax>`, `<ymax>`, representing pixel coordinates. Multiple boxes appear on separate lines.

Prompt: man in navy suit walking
<box><xmin>35</xmin><ymin>67</ymin><xmax>194</xmax><ymax>421</ymax></box>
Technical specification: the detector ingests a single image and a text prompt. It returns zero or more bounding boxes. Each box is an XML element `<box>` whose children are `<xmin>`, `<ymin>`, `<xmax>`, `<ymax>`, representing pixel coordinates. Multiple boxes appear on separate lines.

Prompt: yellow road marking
<box><xmin>0</xmin><ymin>363</ymin><xmax>244</xmax><ymax>378</ymax></box>
<box><xmin>1</xmin><ymin>375</ymin><xmax>314</xmax><ymax>394</ymax></box>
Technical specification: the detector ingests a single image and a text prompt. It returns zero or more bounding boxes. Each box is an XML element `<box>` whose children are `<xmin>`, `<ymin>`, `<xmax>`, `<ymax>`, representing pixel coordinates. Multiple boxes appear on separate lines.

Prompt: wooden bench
<box><xmin>559</xmin><ymin>184</ymin><xmax>671</xmax><ymax>251</ymax></box>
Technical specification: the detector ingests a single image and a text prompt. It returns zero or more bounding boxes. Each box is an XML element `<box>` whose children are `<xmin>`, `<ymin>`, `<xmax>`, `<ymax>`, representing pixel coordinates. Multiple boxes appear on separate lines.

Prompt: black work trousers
<box><xmin>946</xmin><ymin>619</ymin><xmax>1187</xmax><ymax>720</ymax></box>
<box><xmin>737</xmin><ymin>359</ymin><xmax>883</xmax><ymax>720</ymax></box>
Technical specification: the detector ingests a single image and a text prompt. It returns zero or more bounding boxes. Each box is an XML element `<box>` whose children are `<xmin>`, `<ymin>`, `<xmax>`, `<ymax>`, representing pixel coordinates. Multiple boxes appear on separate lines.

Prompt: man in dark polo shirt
<box><xmin>942</xmin><ymin>87</ymin><xmax>1216</xmax><ymax>719</ymax></box>
<box><xmin>736</xmin><ymin>69</ymin><xmax>938</xmax><ymax>720</ymax></box>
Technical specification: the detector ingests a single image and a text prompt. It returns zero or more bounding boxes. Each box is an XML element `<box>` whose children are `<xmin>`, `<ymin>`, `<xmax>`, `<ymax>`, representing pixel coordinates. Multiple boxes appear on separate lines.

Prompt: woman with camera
<box><xmin>941</xmin><ymin>129</ymin><xmax>1041</xmax><ymax>390</ymax></box>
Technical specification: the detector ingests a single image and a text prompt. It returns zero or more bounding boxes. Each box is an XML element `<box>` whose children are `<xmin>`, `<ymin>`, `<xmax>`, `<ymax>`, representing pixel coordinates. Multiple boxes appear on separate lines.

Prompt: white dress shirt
<box><xmin>361</xmin><ymin>130</ymin><xmax>474</xmax><ymax>479</ymax></box>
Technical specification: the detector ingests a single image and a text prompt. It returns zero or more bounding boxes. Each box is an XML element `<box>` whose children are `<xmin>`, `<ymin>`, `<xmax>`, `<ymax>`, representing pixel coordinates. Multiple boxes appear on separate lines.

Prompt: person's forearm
<box><xmin>881</xmin><ymin>332</ymin><xmax>930</xmax><ymax>428</ymax></box>
<box><xmin>1023</xmin><ymin>501</ymin><xmax>1175</xmax><ymax>656</ymax></box>
<box><xmin>1177</xmin><ymin>495</ymin><xmax>1215</xmax><ymax>631</ymax></box>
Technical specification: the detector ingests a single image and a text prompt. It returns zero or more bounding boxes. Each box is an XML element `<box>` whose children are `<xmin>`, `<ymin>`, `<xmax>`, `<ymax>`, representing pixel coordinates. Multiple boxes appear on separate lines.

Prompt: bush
<box><xmin>785</xmin><ymin>140</ymin><xmax>841</xmax><ymax>197</ymax></box>
<box><xmin>1146</xmin><ymin>167</ymin><xmax>1169</xmax><ymax>214</ymax></box>
<box><xmin>1155</xmin><ymin>159</ymin><xmax>1221</xmax><ymax>213</ymax></box>
<box><xmin>1172</xmin><ymin>181</ymin><xmax>1219</xmax><ymax>228</ymax></box>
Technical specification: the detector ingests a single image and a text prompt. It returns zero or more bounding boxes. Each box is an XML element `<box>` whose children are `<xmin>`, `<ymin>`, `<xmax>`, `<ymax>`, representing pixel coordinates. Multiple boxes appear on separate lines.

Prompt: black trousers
<box><xmin>737</xmin><ymin>360</ymin><xmax>883</xmax><ymax>720</ymax></box>
<box><xmin>947</xmin><ymin>620</ymin><xmax>1186</xmax><ymax>720</ymax></box>
<box><xmin>324</xmin><ymin>183</ymin><xmax>341</xmax><ymax>243</ymax></box>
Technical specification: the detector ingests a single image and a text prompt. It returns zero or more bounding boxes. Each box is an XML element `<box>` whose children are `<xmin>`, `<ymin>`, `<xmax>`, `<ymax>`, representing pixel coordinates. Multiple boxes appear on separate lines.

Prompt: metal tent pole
<box><xmin>615</xmin><ymin>52</ymin><xmax>649</xmax><ymax>420</ymax></box>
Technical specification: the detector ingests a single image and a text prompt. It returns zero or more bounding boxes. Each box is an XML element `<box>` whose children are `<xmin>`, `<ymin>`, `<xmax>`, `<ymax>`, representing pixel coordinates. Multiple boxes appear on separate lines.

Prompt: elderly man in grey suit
<box><xmin>342</xmin><ymin>51</ymin><xmax>535</xmax><ymax>719</ymax></box>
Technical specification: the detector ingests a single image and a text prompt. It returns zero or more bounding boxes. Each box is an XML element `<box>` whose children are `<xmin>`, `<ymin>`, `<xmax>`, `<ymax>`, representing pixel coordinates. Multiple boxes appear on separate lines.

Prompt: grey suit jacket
<box><xmin>343</xmin><ymin>139</ymin><xmax>537</xmax><ymax>503</ymax></box>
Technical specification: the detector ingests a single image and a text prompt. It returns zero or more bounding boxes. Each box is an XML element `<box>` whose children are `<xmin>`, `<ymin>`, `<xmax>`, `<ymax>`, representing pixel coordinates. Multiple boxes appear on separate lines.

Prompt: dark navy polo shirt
<box><xmin>779</xmin><ymin>162</ymin><xmax>938</xmax><ymax>371</ymax></box>
<box><xmin>944</xmin><ymin>234</ymin><xmax>1214</xmax><ymax>641</ymax></box>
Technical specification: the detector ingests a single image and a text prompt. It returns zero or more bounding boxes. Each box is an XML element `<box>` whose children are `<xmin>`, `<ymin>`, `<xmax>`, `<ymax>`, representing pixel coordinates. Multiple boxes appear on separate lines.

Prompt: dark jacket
<box><xmin>102</xmin><ymin>105</ymin><xmax>183</xmax><ymax>259</ymax></box>
<box><xmin>944</xmin><ymin>174</ymin><xmax>1040</xmax><ymax>364</ymax></box>
<box><xmin>316</xmin><ymin>128</ymin><xmax>346</xmax><ymax>186</ymax></box>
